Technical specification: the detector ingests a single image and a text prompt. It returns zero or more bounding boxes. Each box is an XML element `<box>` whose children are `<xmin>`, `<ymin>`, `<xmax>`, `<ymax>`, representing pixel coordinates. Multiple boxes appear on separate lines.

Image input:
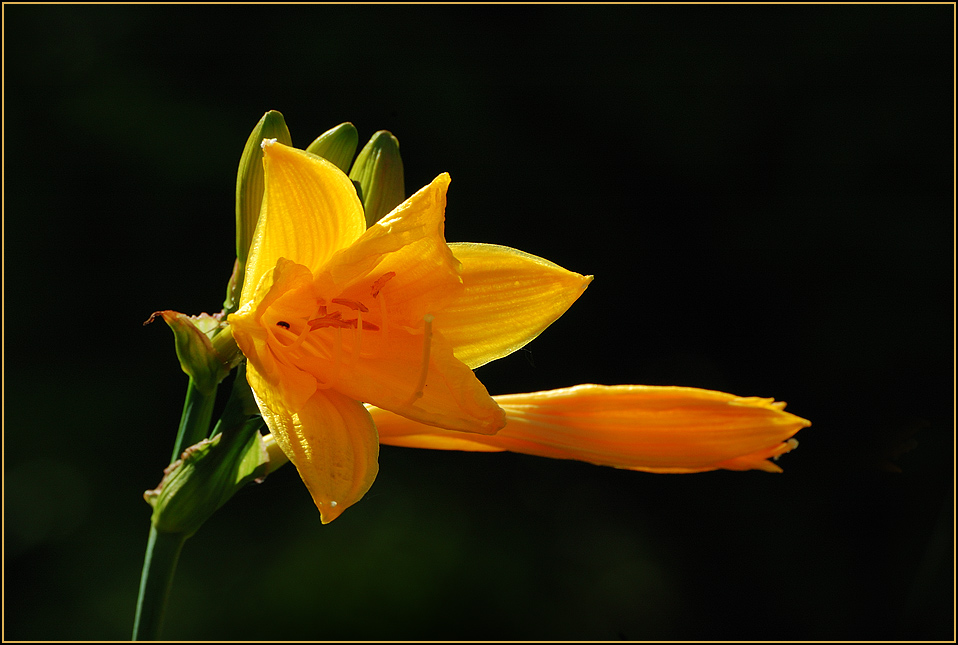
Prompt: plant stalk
<box><xmin>131</xmin><ymin>527</ymin><xmax>187</xmax><ymax>640</ymax></box>
<box><xmin>133</xmin><ymin>378</ymin><xmax>216</xmax><ymax>640</ymax></box>
<box><xmin>170</xmin><ymin>379</ymin><xmax>217</xmax><ymax>462</ymax></box>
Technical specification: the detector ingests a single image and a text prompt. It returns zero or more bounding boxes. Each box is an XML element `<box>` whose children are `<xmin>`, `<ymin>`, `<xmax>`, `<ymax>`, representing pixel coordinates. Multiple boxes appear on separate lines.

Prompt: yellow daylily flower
<box><xmin>228</xmin><ymin>141</ymin><xmax>591</xmax><ymax>522</ymax></box>
<box><xmin>371</xmin><ymin>384</ymin><xmax>811</xmax><ymax>474</ymax></box>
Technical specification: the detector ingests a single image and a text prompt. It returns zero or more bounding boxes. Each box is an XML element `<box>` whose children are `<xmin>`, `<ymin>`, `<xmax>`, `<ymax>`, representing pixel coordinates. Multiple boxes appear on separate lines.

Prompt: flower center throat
<box><xmin>267</xmin><ymin>270</ymin><xmax>434</xmax><ymax>402</ymax></box>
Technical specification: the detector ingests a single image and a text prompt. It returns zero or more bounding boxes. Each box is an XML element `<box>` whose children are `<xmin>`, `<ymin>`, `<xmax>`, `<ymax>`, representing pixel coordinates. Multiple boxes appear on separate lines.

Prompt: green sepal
<box><xmin>232</xmin><ymin>110</ymin><xmax>292</xmax><ymax>308</ymax></box>
<box><xmin>144</xmin><ymin>311</ymin><xmax>241</xmax><ymax>395</ymax></box>
<box><xmin>144</xmin><ymin>423</ymin><xmax>269</xmax><ymax>537</ymax></box>
<box><xmin>306</xmin><ymin>122</ymin><xmax>359</xmax><ymax>173</ymax></box>
<box><xmin>349</xmin><ymin>130</ymin><xmax>405</xmax><ymax>228</ymax></box>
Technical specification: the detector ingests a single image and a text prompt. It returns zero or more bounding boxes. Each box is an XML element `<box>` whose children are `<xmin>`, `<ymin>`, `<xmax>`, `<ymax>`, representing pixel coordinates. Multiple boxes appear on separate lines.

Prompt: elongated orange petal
<box><xmin>241</xmin><ymin>141</ymin><xmax>366</xmax><ymax>309</ymax></box>
<box><xmin>435</xmin><ymin>243</ymin><xmax>593</xmax><ymax>369</ymax></box>
<box><xmin>247</xmin><ymin>362</ymin><xmax>379</xmax><ymax>523</ymax></box>
<box><xmin>372</xmin><ymin>384</ymin><xmax>810</xmax><ymax>473</ymax></box>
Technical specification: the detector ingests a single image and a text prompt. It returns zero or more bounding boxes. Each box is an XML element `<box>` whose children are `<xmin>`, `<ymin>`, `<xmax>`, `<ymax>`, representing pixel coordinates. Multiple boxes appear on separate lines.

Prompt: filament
<box><xmin>407</xmin><ymin>314</ymin><xmax>434</xmax><ymax>405</ymax></box>
<box><xmin>353</xmin><ymin>307</ymin><xmax>363</xmax><ymax>361</ymax></box>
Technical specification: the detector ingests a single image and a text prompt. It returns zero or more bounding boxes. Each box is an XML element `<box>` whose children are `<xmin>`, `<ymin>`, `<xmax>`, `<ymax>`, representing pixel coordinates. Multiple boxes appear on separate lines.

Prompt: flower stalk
<box><xmin>133</xmin><ymin>366</ymin><xmax>268</xmax><ymax>640</ymax></box>
<box><xmin>132</xmin><ymin>374</ymin><xmax>215</xmax><ymax>641</ymax></box>
<box><xmin>169</xmin><ymin>378</ymin><xmax>217</xmax><ymax>464</ymax></box>
<box><xmin>131</xmin><ymin>527</ymin><xmax>187</xmax><ymax>641</ymax></box>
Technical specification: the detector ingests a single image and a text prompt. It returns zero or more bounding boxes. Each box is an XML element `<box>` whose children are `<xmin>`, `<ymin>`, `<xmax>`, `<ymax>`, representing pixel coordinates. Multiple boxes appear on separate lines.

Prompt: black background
<box><xmin>4</xmin><ymin>4</ymin><xmax>953</xmax><ymax>641</ymax></box>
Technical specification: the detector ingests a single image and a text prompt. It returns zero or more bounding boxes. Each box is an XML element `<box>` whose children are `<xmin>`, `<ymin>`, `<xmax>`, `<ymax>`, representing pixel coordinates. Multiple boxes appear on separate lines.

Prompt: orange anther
<box><xmin>308</xmin><ymin>314</ymin><xmax>352</xmax><ymax>330</ymax></box>
<box><xmin>331</xmin><ymin>298</ymin><xmax>369</xmax><ymax>313</ymax></box>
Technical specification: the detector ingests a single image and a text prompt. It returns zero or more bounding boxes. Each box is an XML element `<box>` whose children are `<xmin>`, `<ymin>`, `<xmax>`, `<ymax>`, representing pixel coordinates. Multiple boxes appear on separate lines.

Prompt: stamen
<box><xmin>331</xmin><ymin>327</ymin><xmax>343</xmax><ymax>383</ymax></box>
<box><xmin>406</xmin><ymin>314</ymin><xmax>434</xmax><ymax>405</ymax></box>
<box><xmin>287</xmin><ymin>327</ymin><xmax>311</xmax><ymax>352</ymax></box>
<box><xmin>332</xmin><ymin>298</ymin><xmax>369</xmax><ymax>313</ymax></box>
<box><xmin>268</xmin><ymin>320</ymin><xmax>310</xmax><ymax>354</ymax></box>
<box><xmin>353</xmin><ymin>307</ymin><xmax>363</xmax><ymax>361</ymax></box>
<box><xmin>370</xmin><ymin>271</ymin><xmax>396</xmax><ymax>298</ymax></box>
<box><xmin>378</xmin><ymin>290</ymin><xmax>389</xmax><ymax>337</ymax></box>
<box><xmin>308</xmin><ymin>313</ymin><xmax>351</xmax><ymax>330</ymax></box>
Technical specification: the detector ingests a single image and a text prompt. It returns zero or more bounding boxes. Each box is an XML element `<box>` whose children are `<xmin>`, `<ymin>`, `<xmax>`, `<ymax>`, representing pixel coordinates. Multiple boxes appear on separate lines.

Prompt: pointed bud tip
<box><xmin>306</xmin><ymin>123</ymin><xmax>360</xmax><ymax>172</ymax></box>
<box><xmin>370</xmin><ymin>130</ymin><xmax>399</xmax><ymax>146</ymax></box>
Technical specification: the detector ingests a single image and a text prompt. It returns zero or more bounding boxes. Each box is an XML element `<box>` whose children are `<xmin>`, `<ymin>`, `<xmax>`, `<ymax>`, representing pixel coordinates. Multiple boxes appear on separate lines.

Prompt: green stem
<box><xmin>133</xmin><ymin>378</ymin><xmax>217</xmax><ymax>640</ymax></box>
<box><xmin>132</xmin><ymin>527</ymin><xmax>187</xmax><ymax>640</ymax></box>
<box><xmin>170</xmin><ymin>379</ymin><xmax>217</xmax><ymax>463</ymax></box>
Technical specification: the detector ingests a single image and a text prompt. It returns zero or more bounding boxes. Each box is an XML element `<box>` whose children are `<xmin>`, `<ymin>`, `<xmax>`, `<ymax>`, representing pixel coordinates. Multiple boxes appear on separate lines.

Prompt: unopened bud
<box><xmin>349</xmin><ymin>130</ymin><xmax>405</xmax><ymax>227</ymax></box>
<box><xmin>144</xmin><ymin>429</ymin><xmax>269</xmax><ymax>536</ymax></box>
<box><xmin>306</xmin><ymin>122</ymin><xmax>359</xmax><ymax>173</ymax></box>
<box><xmin>143</xmin><ymin>311</ymin><xmax>241</xmax><ymax>394</ymax></box>
<box><xmin>235</xmin><ymin>111</ymin><xmax>291</xmax><ymax>270</ymax></box>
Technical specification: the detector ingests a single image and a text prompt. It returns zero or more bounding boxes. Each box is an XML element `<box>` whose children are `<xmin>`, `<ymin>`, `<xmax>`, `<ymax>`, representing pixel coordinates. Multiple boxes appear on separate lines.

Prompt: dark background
<box><xmin>4</xmin><ymin>4</ymin><xmax>953</xmax><ymax>641</ymax></box>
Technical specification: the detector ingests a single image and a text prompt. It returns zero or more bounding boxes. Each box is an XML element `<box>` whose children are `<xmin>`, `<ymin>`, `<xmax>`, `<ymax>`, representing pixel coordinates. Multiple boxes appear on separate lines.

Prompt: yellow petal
<box><xmin>317</xmin><ymin>173</ymin><xmax>463</xmax><ymax>326</ymax></box>
<box><xmin>230</xmin><ymin>258</ymin><xmax>320</xmax><ymax>413</ymax></box>
<box><xmin>435</xmin><ymin>243</ymin><xmax>593</xmax><ymax>368</ymax></box>
<box><xmin>373</xmin><ymin>384</ymin><xmax>810</xmax><ymax>473</ymax></box>
<box><xmin>241</xmin><ymin>141</ymin><xmax>366</xmax><ymax>309</ymax></box>
<box><xmin>247</xmin><ymin>361</ymin><xmax>379</xmax><ymax>523</ymax></box>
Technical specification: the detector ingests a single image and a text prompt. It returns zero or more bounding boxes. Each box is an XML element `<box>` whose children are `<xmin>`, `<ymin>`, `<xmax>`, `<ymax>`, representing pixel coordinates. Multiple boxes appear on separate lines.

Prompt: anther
<box><xmin>309</xmin><ymin>315</ymin><xmax>352</xmax><ymax>330</ymax></box>
<box><xmin>370</xmin><ymin>272</ymin><xmax>396</xmax><ymax>298</ymax></box>
<box><xmin>332</xmin><ymin>298</ymin><xmax>369</xmax><ymax>313</ymax></box>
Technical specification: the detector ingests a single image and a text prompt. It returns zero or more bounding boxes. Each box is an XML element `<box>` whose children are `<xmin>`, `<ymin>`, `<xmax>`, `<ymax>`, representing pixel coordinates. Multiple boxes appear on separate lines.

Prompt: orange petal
<box><xmin>247</xmin><ymin>362</ymin><xmax>379</xmax><ymax>523</ymax></box>
<box><xmin>373</xmin><ymin>384</ymin><xmax>810</xmax><ymax>473</ymax></box>
<box><xmin>308</xmin><ymin>320</ymin><xmax>505</xmax><ymax>435</ymax></box>
<box><xmin>316</xmin><ymin>173</ymin><xmax>463</xmax><ymax>327</ymax></box>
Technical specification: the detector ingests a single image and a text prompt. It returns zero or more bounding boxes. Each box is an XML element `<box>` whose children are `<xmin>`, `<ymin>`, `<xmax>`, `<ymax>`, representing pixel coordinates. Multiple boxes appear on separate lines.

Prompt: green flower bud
<box><xmin>143</xmin><ymin>311</ymin><xmax>241</xmax><ymax>395</ymax></box>
<box><xmin>349</xmin><ymin>130</ymin><xmax>405</xmax><ymax>228</ymax></box>
<box><xmin>231</xmin><ymin>111</ymin><xmax>292</xmax><ymax>310</ymax></box>
<box><xmin>144</xmin><ymin>426</ymin><xmax>269</xmax><ymax>536</ymax></box>
<box><xmin>306</xmin><ymin>122</ymin><xmax>359</xmax><ymax>173</ymax></box>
